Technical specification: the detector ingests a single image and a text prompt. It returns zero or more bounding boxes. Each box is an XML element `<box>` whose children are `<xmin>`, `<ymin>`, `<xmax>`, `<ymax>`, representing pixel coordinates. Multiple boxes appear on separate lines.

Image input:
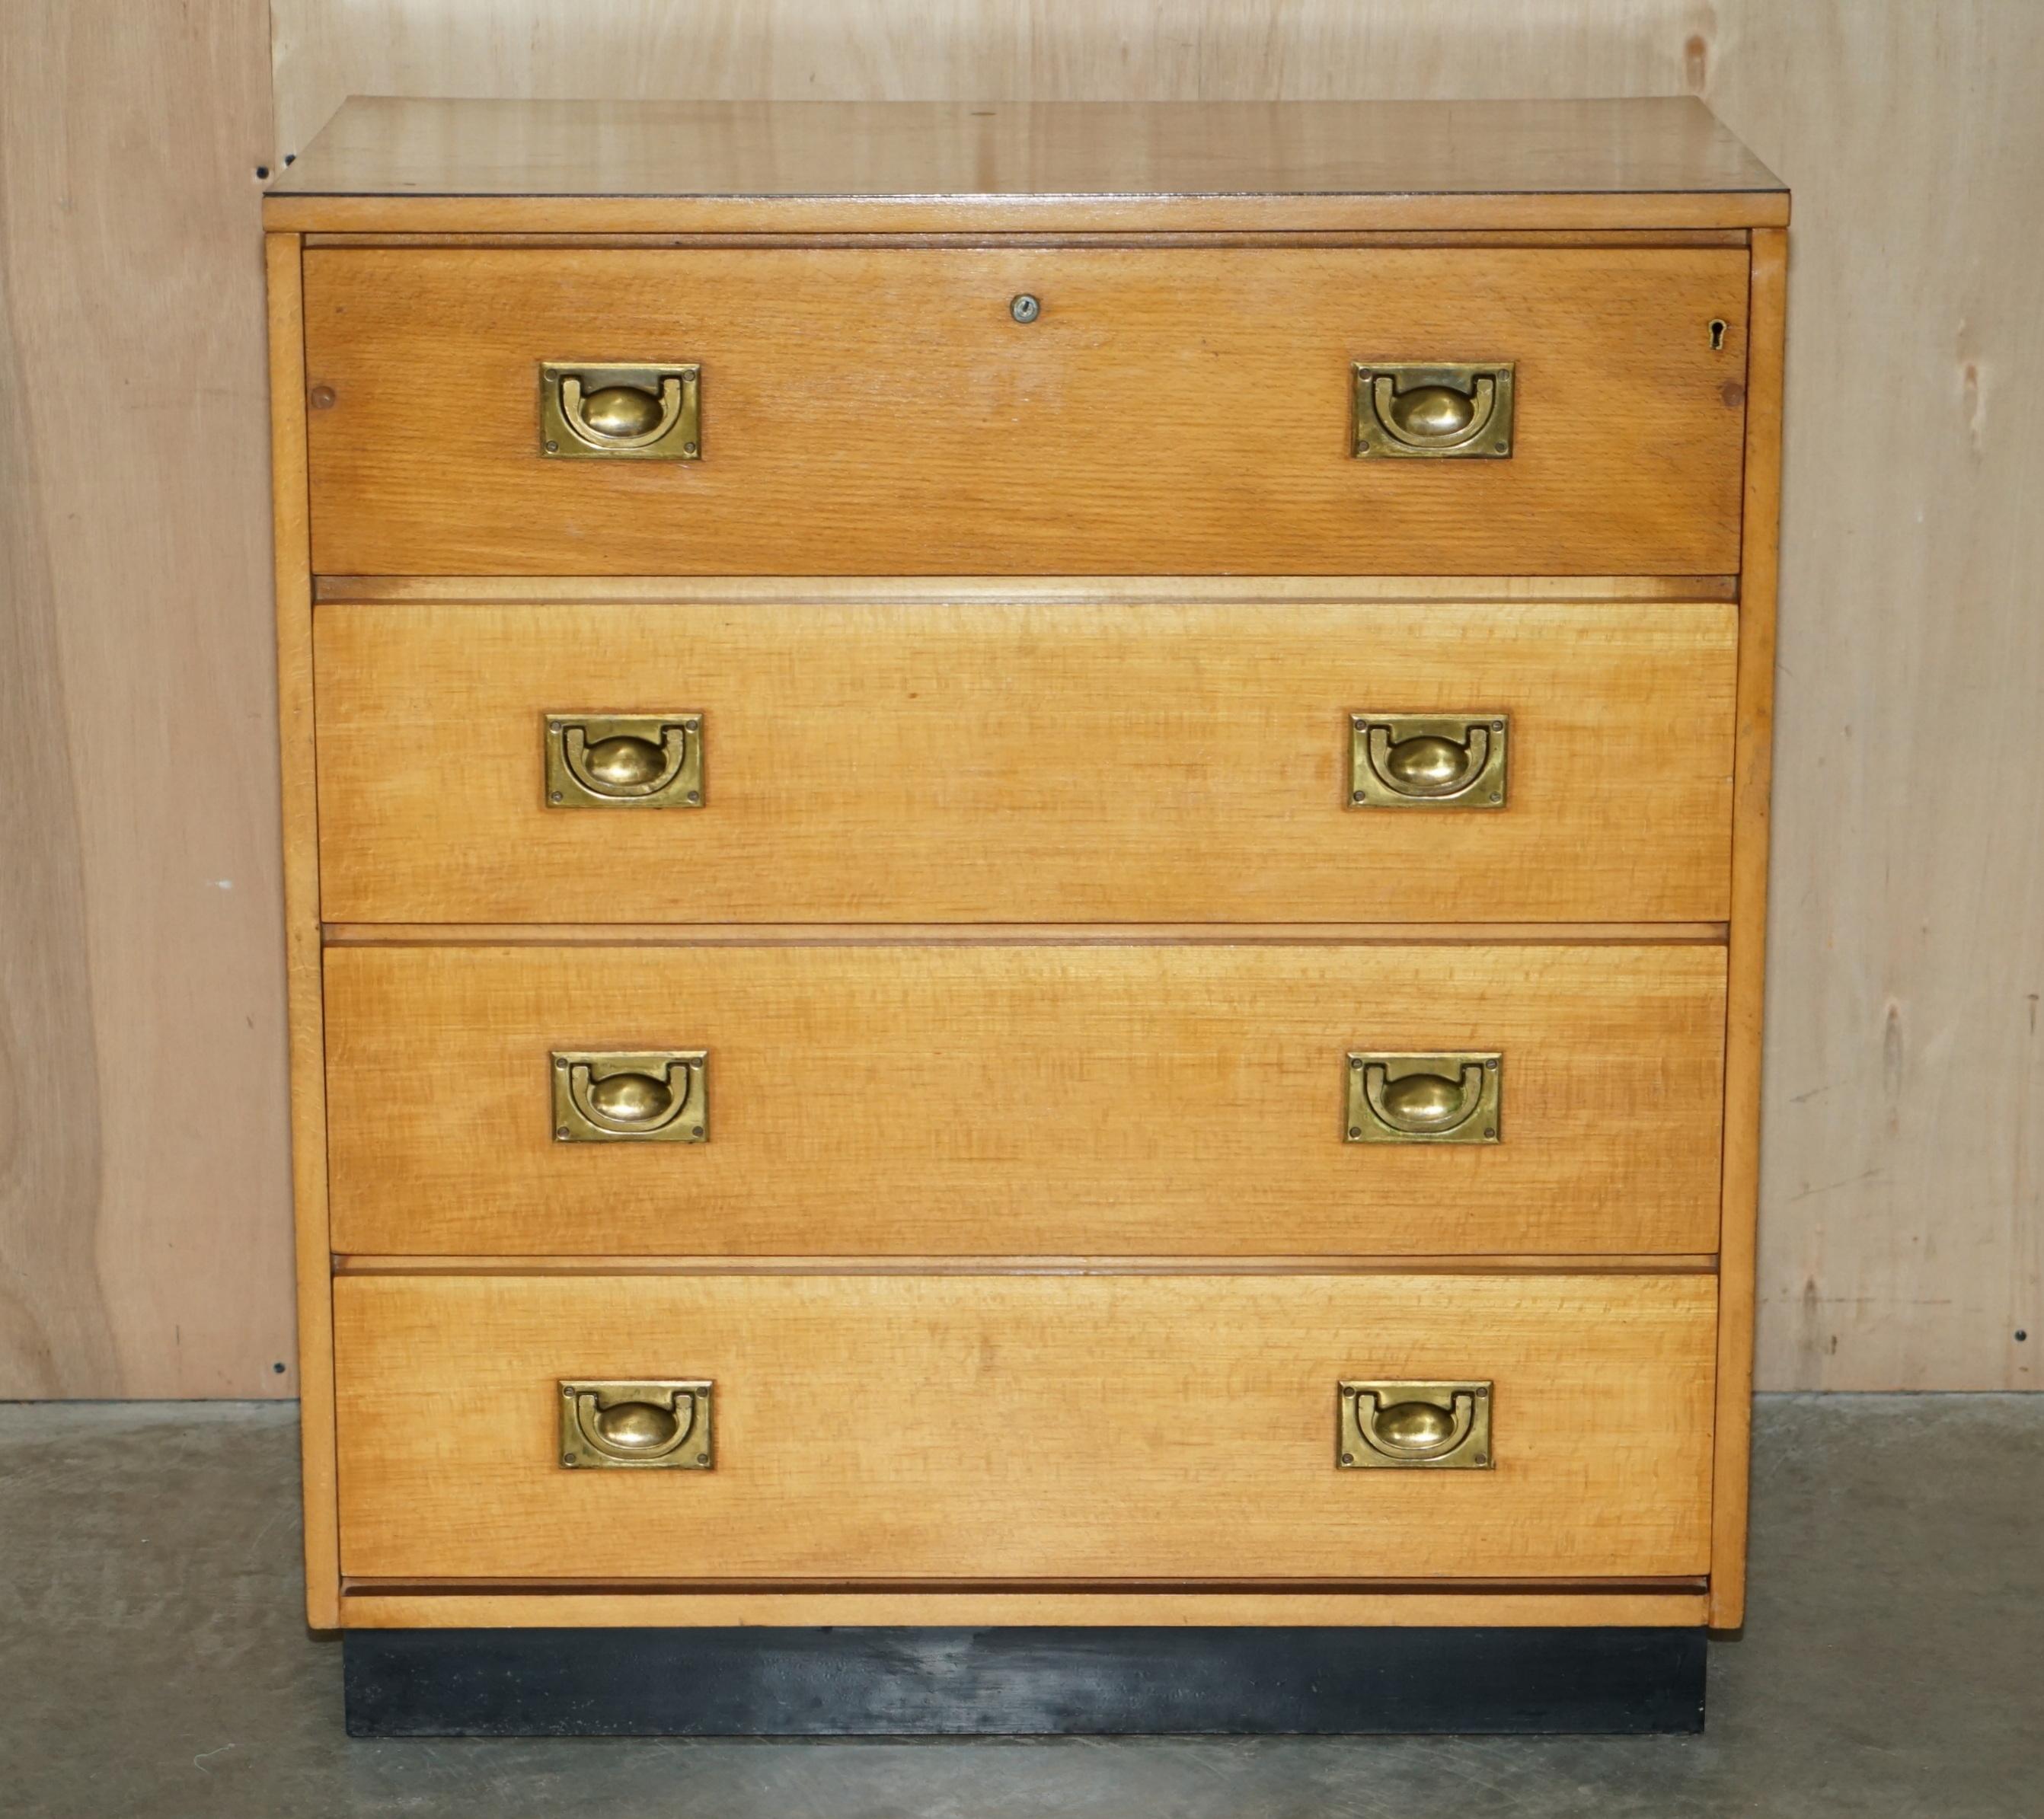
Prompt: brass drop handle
<box><xmin>559</xmin><ymin>1379</ymin><xmax>714</xmax><ymax>1470</ymax></box>
<box><xmin>1349</xmin><ymin>714</ymin><xmax>1508</xmax><ymax>809</ymax></box>
<box><xmin>551</xmin><ymin>1049</ymin><xmax>708</xmax><ymax>1144</ymax></box>
<box><xmin>546</xmin><ymin>714</ymin><xmax>703</xmax><ymax>809</ymax></box>
<box><xmin>1352</xmin><ymin>362</ymin><xmax>1515</xmax><ymax>458</ymax></box>
<box><xmin>1339</xmin><ymin>1380</ymin><xmax>1493</xmax><ymax>1469</ymax></box>
<box><xmin>1346</xmin><ymin>1052</ymin><xmax>1502</xmax><ymax>1145</ymax></box>
<box><xmin>561</xmin><ymin>374</ymin><xmax>683</xmax><ymax>448</ymax></box>
<box><xmin>539</xmin><ymin>362</ymin><xmax>701</xmax><ymax>460</ymax></box>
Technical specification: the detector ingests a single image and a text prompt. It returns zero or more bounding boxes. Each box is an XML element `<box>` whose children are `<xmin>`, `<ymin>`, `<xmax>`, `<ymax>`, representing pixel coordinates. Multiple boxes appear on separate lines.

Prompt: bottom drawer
<box><xmin>334</xmin><ymin>1272</ymin><xmax>1716</xmax><ymax>1583</ymax></box>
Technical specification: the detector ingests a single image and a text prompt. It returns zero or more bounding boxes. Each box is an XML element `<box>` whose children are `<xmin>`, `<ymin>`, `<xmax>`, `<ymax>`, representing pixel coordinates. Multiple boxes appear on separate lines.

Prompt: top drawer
<box><xmin>301</xmin><ymin>246</ymin><xmax>1750</xmax><ymax>576</ymax></box>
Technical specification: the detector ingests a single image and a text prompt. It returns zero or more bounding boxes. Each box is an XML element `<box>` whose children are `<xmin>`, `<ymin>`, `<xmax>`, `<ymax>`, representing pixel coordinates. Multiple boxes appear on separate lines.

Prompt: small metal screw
<box><xmin>561</xmin><ymin>1453</ymin><xmax>576</xmax><ymax>1466</ymax></box>
<box><xmin>1348</xmin><ymin>1125</ymin><xmax>1363</xmax><ymax>1139</ymax></box>
<box><xmin>308</xmin><ymin>385</ymin><xmax>336</xmax><ymax>410</ymax></box>
<box><xmin>549</xmin><ymin>790</ymin><xmax>564</xmax><ymax>803</ymax></box>
<box><xmin>690</xmin><ymin>1126</ymin><xmax>705</xmax><ymax>1139</ymax></box>
<box><xmin>682</xmin><ymin>441</ymin><xmax>698</xmax><ymax>455</ymax></box>
<box><xmin>1341</xmin><ymin>1452</ymin><xmax>1355</xmax><ymax>1465</ymax></box>
<box><xmin>1351</xmin><ymin>790</ymin><xmax>1366</xmax><ymax>803</ymax></box>
<box><xmin>1493</xmin><ymin>441</ymin><xmax>1508</xmax><ymax>453</ymax></box>
<box><xmin>696</xmin><ymin>1452</ymin><xmax>709</xmax><ymax>1464</ymax></box>
<box><xmin>554</xmin><ymin>1057</ymin><xmax>568</xmax><ymax>1069</ymax></box>
<box><xmin>1349</xmin><ymin>1057</ymin><xmax>1364</xmax><ymax>1070</ymax></box>
<box><xmin>562</xmin><ymin>1383</ymin><xmax>575</xmax><ymax>1396</ymax></box>
<box><xmin>1010</xmin><ymin>293</ymin><xmax>1041</xmax><ymax>324</ymax></box>
<box><xmin>1492</xmin><ymin>720</ymin><xmax>1506</xmax><ymax>731</ymax></box>
<box><xmin>1486</xmin><ymin>1058</ymin><xmax>1499</xmax><ymax>1071</ymax></box>
<box><xmin>682</xmin><ymin>720</ymin><xmax>700</xmax><ymax>732</ymax></box>
<box><xmin>685</xmin><ymin>790</ymin><xmax>701</xmax><ymax>803</ymax></box>
<box><xmin>555</xmin><ymin>1125</ymin><xmax>571</xmax><ymax>1140</ymax></box>
<box><xmin>545</xmin><ymin>439</ymin><xmax>559</xmax><ymax>453</ymax></box>
<box><xmin>1488</xmin><ymin>791</ymin><xmax>1502</xmax><ymax>802</ymax></box>
<box><xmin>1483</xmin><ymin>1127</ymin><xmax>1497</xmax><ymax>1139</ymax></box>
<box><xmin>1474</xmin><ymin>1453</ymin><xmax>1490</xmax><ymax>1466</ymax></box>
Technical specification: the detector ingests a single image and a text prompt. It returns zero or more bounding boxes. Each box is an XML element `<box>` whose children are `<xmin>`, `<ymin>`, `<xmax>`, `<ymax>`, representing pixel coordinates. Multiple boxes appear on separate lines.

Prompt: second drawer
<box><xmin>324</xmin><ymin>940</ymin><xmax>1726</xmax><ymax>1256</ymax></box>
<box><xmin>312</xmin><ymin>598</ymin><xmax>1738</xmax><ymax>925</ymax></box>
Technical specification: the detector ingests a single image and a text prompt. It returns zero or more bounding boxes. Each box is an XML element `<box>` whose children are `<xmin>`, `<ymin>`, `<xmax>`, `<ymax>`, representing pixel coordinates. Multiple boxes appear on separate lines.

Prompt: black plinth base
<box><xmin>343</xmin><ymin>1625</ymin><xmax>1706</xmax><ymax>1737</ymax></box>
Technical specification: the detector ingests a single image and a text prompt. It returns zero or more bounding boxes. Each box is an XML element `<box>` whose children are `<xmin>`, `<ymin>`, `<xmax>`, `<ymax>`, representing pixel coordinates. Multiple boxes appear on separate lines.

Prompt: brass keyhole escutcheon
<box><xmin>1352</xmin><ymin>362</ymin><xmax>1515</xmax><ymax>458</ymax></box>
<box><xmin>552</xmin><ymin>1051</ymin><xmax>709</xmax><ymax>1144</ymax></box>
<box><xmin>1338</xmin><ymin>1381</ymin><xmax>1493</xmax><ymax>1469</ymax></box>
<box><xmin>1349</xmin><ymin>714</ymin><xmax>1508</xmax><ymax>809</ymax></box>
<box><xmin>559</xmin><ymin>1380</ymin><xmax>714</xmax><ymax>1470</ymax></box>
<box><xmin>1346</xmin><ymin>1052</ymin><xmax>1501</xmax><ymax>1144</ymax></box>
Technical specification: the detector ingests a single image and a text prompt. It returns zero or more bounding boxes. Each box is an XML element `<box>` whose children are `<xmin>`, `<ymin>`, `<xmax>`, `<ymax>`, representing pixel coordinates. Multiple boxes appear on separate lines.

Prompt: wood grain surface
<box><xmin>331</xmin><ymin>1271</ymin><xmax>1719</xmax><ymax>1581</ymax></box>
<box><xmin>8</xmin><ymin>3</ymin><xmax>2037</xmax><ymax>1396</ymax></box>
<box><xmin>301</xmin><ymin>244</ymin><xmax>1749</xmax><ymax>576</ymax></box>
<box><xmin>261</xmin><ymin>95</ymin><xmax>1783</xmax><ymax>233</ymax></box>
<box><xmin>312</xmin><ymin>598</ymin><xmax>1737</xmax><ymax>924</ymax></box>
<box><xmin>339</xmin><ymin>1588</ymin><xmax>1712</xmax><ymax>1629</ymax></box>
<box><xmin>322</xmin><ymin>942</ymin><xmax>1726</xmax><ymax>1256</ymax></box>
<box><xmin>0</xmin><ymin>0</ymin><xmax>295</xmax><ymax>1396</ymax></box>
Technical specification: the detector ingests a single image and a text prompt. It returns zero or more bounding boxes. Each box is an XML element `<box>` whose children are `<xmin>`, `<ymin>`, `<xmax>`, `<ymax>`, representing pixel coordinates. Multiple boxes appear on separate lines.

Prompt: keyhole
<box><xmin>1710</xmin><ymin>318</ymin><xmax>1728</xmax><ymax>351</ymax></box>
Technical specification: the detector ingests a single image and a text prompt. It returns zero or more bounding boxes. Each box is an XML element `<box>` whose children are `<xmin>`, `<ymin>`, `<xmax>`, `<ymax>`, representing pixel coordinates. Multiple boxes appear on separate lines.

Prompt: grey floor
<box><xmin>1</xmin><ymin>1396</ymin><xmax>2038</xmax><ymax>1817</ymax></box>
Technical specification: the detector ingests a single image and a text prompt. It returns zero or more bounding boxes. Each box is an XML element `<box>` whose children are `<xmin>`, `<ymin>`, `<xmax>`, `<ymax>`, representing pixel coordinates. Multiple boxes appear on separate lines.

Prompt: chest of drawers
<box><xmin>264</xmin><ymin>97</ymin><xmax>1785</xmax><ymax>1736</ymax></box>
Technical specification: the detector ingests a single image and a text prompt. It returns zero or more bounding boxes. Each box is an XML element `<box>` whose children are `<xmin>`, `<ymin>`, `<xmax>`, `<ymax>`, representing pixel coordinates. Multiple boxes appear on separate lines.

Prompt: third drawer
<box><xmin>323</xmin><ymin>940</ymin><xmax>1726</xmax><ymax>1256</ymax></box>
<box><xmin>313</xmin><ymin>597</ymin><xmax>1737</xmax><ymax>924</ymax></box>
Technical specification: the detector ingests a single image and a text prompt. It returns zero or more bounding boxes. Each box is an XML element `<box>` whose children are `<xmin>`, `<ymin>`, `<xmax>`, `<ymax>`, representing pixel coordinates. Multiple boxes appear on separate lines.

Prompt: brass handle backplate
<box><xmin>1346</xmin><ymin>1052</ymin><xmax>1501</xmax><ymax>1144</ymax></box>
<box><xmin>559</xmin><ymin>1379</ymin><xmax>714</xmax><ymax>1469</ymax></box>
<box><xmin>1349</xmin><ymin>713</ymin><xmax>1508</xmax><ymax>809</ymax></box>
<box><xmin>546</xmin><ymin>714</ymin><xmax>704</xmax><ymax>809</ymax></box>
<box><xmin>1352</xmin><ymin>362</ymin><xmax>1514</xmax><ymax>458</ymax></box>
<box><xmin>540</xmin><ymin>362</ymin><xmax>701</xmax><ymax>460</ymax></box>
<box><xmin>553</xmin><ymin>1050</ymin><xmax>708</xmax><ymax>1144</ymax></box>
<box><xmin>1338</xmin><ymin>1380</ymin><xmax>1492</xmax><ymax>1469</ymax></box>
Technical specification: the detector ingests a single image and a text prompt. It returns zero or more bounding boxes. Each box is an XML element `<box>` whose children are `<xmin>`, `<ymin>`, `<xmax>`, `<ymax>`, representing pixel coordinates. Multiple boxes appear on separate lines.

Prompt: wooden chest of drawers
<box><xmin>265</xmin><ymin>97</ymin><xmax>1785</xmax><ymax>1735</ymax></box>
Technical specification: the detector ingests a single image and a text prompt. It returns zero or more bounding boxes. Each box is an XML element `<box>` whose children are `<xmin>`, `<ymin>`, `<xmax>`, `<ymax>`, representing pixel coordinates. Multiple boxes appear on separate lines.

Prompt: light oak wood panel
<box><xmin>266</xmin><ymin>8</ymin><xmax>1733</xmax><ymax>189</ymax></box>
<box><xmin>315</xmin><ymin>574</ymin><xmax>1739</xmax><ymax>604</ymax></box>
<box><xmin>337</xmin><ymin>1253</ymin><xmax>1719</xmax><ymax>1276</ymax></box>
<box><xmin>313</xmin><ymin>599</ymin><xmax>1737</xmax><ymax>924</ymax></box>
<box><xmin>0</xmin><ymin>2</ymin><xmax>2017</xmax><ymax>1398</ymax></box>
<box><xmin>324</xmin><ymin>943</ymin><xmax>1726</xmax><ymax>1256</ymax></box>
<box><xmin>1706</xmin><ymin>5</ymin><xmax>2044</xmax><ymax>1393</ymax></box>
<box><xmin>325</xmin><ymin>924</ymin><xmax>1729</xmax><ymax>949</ymax></box>
<box><xmin>1707</xmin><ymin>225</ymin><xmax>1784</xmax><ymax>1629</ymax></box>
<box><xmin>259</xmin><ymin>0</ymin><xmax>2044</xmax><ymax>1394</ymax></box>
<box><xmin>267</xmin><ymin>236</ymin><xmax>340</xmax><ymax>1626</ymax></box>
<box><xmin>341</xmin><ymin>1589</ymin><xmax>1709</xmax><ymax>1629</ymax></box>
<box><xmin>262</xmin><ymin>95</ymin><xmax>1782</xmax><ymax>233</ymax></box>
<box><xmin>331</xmin><ymin>1272</ymin><xmax>1718</xmax><ymax>1581</ymax></box>
<box><xmin>301</xmin><ymin>245</ymin><xmax>1749</xmax><ymax>576</ymax></box>
<box><xmin>0</xmin><ymin>0</ymin><xmax>294</xmax><ymax>1397</ymax></box>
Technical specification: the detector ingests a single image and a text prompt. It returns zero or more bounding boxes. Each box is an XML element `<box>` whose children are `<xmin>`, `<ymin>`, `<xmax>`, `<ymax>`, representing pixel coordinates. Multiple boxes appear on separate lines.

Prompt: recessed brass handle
<box><xmin>1346</xmin><ymin>1052</ymin><xmax>1501</xmax><ymax>1144</ymax></box>
<box><xmin>1349</xmin><ymin>713</ymin><xmax>1508</xmax><ymax>809</ymax></box>
<box><xmin>539</xmin><ymin>362</ymin><xmax>701</xmax><ymax>460</ymax></box>
<box><xmin>552</xmin><ymin>1050</ymin><xmax>708</xmax><ymax>1144</ymax></box>
<box><xmin>546</xmin><ymin>714</ymin><xmax>703</xmax><ymax>809</ymax></box>
<box><xmin>1353</xmin><ymin>362</ymin><xmax>1514</xmax><ymax>458</ymax></box>
<box><xmin>559</xmin><ymin>1380</ymin><xmax>714</xmax><ymax>1470</ymax></box>
<box><xmin>1338</xmin><ymin>1380</ymin><xmax>1492</xmax><ymax>1469</ymax></box>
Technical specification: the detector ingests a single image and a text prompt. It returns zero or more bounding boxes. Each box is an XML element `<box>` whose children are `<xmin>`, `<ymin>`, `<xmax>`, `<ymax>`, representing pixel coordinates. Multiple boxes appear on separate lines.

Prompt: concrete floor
<box><xmin>1</xmin><ymin>1396</ymin><xmax>2038</xmax><ymax>1817</ymax></box>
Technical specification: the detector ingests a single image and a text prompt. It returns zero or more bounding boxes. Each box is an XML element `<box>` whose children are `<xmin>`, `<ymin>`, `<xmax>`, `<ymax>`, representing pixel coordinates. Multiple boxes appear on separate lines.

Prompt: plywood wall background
<box><xmin>2</xmin><ymin>2</ymin><xmax>2038</xmax><ymax>1395</ymax></box>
